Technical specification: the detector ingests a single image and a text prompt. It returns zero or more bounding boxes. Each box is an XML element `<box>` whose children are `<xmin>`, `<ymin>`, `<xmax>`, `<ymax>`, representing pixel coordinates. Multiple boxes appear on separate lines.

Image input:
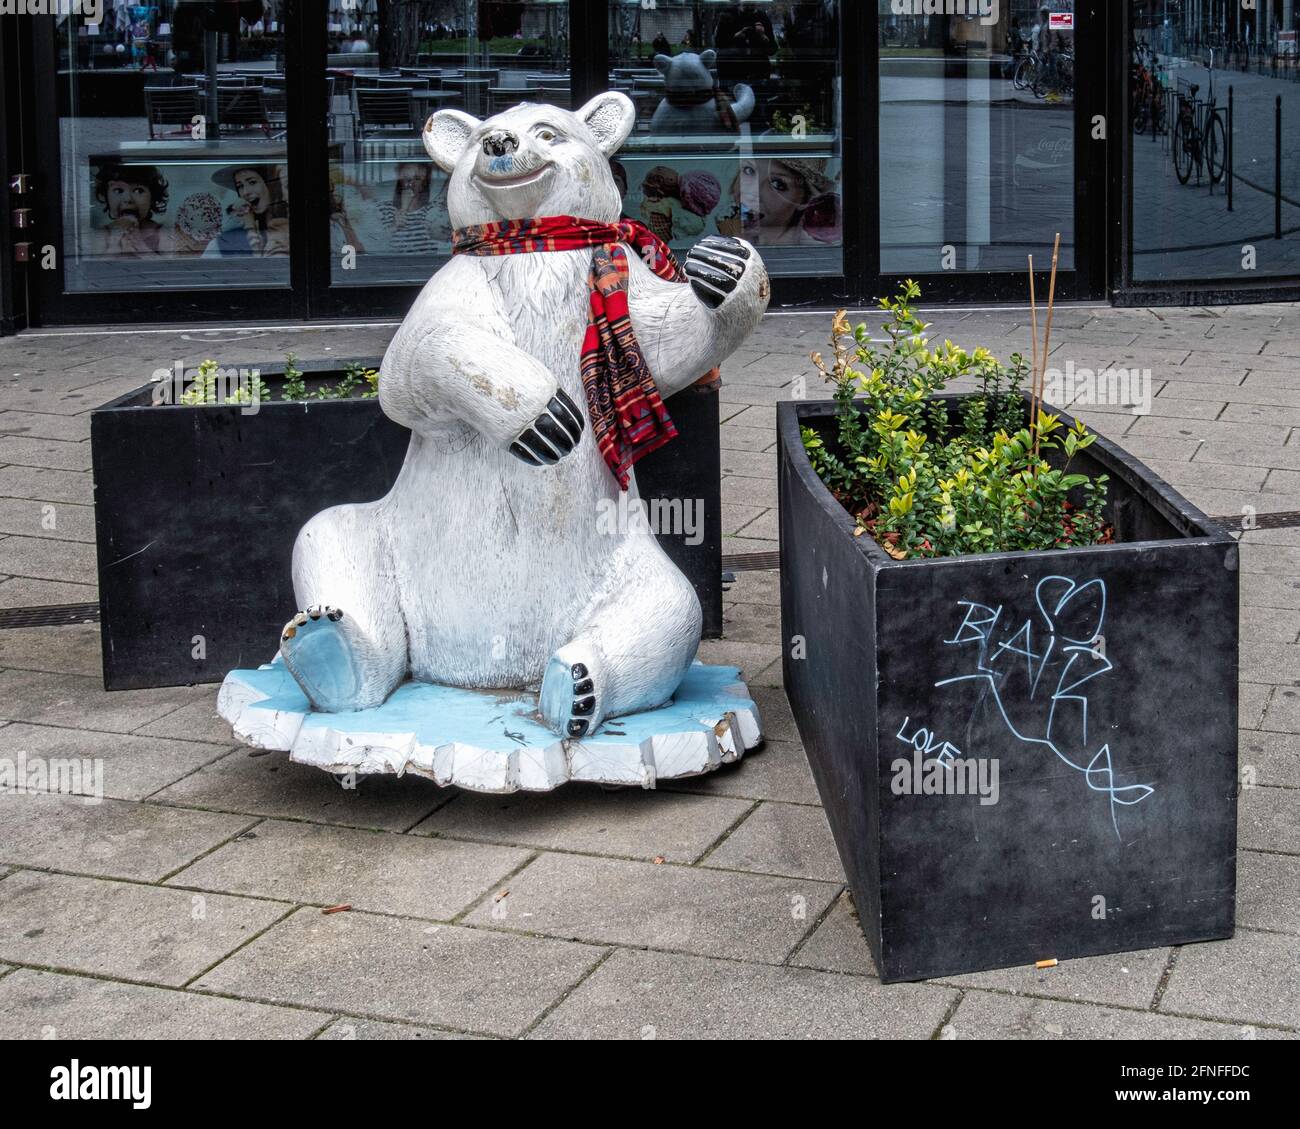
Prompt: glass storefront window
<box><xmin>327</xmin><ymin>0</ymin><xmax>571</xmax><ymax>287</ymax></box>
<box><xmin>1130</xmin><ymin>0</ymin><xmax>1299</xmax><ymax>282</ymax></box>
<box><xmin>58</xmin><ymin>1</ymin><xmax>290</xmax><ymax>294</ymax></box>
<box><xmin>879</xmin><ymin>1</ymin><xmax>1076</xmax><ymax>274</ymax></box>
<box><xmin>607</xmin><ymin>0</ymin><xmax>842</xmax><ymax>277</ymax></box>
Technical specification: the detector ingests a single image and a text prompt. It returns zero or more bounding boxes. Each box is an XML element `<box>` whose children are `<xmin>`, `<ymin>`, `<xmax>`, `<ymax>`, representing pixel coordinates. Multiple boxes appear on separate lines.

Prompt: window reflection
<box><xmin>60</xmin><ymin>1</ymin><xmax>290</xmax><ymax>293</ymax></box>
<box><xmin>879</xmin><ymin>1</ymin><xmax>1076</xmax><ymax>275</ymax></box>
<box><xmin>609</xmin><ymin>0</ymin><xmax>842</xmax><ymax>277</ymax></box>
<box><xmin>327</xmin><ymin>1</ymin><xmax>571</xmax><ymax>286</ymax></box>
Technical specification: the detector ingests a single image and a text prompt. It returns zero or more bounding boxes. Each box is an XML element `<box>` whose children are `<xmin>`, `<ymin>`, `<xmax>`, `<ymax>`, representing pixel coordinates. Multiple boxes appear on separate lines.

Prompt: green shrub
<box><xmin>802</xmin><ymin>281</ymin><xmax>1110</xmax><ymax>559</ymax></box>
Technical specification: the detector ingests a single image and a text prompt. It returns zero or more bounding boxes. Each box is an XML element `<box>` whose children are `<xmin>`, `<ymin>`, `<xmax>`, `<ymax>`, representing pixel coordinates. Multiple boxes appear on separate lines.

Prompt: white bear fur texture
<box><xmin>282</xmin><ymin>92</ymin><xmax>769</xmax><ymax>738</ymax></box>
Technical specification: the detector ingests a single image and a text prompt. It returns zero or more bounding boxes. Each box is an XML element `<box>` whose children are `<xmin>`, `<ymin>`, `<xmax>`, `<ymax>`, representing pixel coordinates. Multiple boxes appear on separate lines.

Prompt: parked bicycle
<box><xmin>1131</xmin><ymin>42</ymin><xmax>1167</xmax><ymax>134</ymax></box>
<box><xmin>1171</xmin><ymin>52</ymin><xmax>1226</xmax><ymax>186</ymax></box>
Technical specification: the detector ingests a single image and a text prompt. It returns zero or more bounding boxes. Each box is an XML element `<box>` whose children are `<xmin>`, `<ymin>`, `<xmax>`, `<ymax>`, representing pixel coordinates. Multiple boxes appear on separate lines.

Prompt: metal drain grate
<box><xmin>0</xmin><ymin>603</ymin><xmax>100</xmax><ymax>629</ymax></box>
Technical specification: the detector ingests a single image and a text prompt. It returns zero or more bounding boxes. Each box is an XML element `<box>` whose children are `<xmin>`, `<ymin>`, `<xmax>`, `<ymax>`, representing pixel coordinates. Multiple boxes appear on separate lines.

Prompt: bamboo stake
<box><xmin>1034</xmin><ymin>233</ymin><xmax>1063</xmax><ymax>460</ymax></box>
<box><xmin>1027</xmin><ymin>254</ymin><xmax>1039</xmax><ymax>438</ymax></box>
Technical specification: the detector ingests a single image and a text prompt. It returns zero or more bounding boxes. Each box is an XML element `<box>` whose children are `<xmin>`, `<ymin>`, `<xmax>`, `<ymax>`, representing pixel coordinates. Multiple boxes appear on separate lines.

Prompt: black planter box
<box><xmin>778</xmin><ymin>396</ymin><xmax>1239</xmax><ymax>983</ymax></box>
<box><xmin>92</xmin><ymin>360</ymin><xmax>722</xmax><ymax>691</ymax></box>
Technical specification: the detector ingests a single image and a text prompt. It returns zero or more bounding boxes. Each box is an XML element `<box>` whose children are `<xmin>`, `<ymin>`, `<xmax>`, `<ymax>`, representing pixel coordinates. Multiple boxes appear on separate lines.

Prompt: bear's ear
<box><xmin>577</xmin><ymin>91</ymin><xmax>635</xmax><ymax>156</ymax></box>
<box><xmin>654</xmin><ymin>53</ymin><xmax>672</xmax><ymax>75</ymax></box>
<box><xmin>700</xmin><ymin>49</ymin><xmax>717</xmax><ymax>68</ymax></box>
<box><xmin>422</xmin><ymin>109</ymin><xmax>480</xmax><ymax>173</ymax></box>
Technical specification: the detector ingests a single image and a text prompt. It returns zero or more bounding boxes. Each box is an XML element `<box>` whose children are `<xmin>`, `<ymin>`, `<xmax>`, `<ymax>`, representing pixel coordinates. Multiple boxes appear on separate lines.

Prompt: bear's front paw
<box><xmin>509</xmin><ymin>389</ymin><xmax>586</xmax><ymax>466</ymax></box>
<box><xmin>684</xmin><ymin>236</ymin><xmax>750</xmax><ymax>309</ymax></box>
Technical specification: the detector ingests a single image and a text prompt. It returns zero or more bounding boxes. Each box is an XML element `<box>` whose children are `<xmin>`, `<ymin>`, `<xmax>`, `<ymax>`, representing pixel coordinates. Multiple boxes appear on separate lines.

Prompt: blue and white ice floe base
<box><xmin>217</xmin><ymin>660</ymin><xmax>763</xmax><ymax>793</ymax></box>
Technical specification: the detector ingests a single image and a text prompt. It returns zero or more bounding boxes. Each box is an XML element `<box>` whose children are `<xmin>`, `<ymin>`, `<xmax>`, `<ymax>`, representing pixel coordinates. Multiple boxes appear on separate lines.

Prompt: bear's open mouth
<box><xmin>476</xmin><ymin>163</ymin><xmax>554</xmax><ymax>189</ymax></box>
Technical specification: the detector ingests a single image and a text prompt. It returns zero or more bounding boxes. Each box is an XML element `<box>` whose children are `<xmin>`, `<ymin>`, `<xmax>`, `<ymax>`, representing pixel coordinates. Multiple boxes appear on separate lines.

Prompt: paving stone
<box><xmin>0</xmin><ymin>669</ymin><xmax>208</xmax><ymax>734</ymax></box>
<box><xmin>1239</xmin><ymin>642</ymin><xmax>1300</xmax><ymax>687</ymax></box>
<box><xmin>748</xmin><ymin>686</ymin><xmax>799</xmax><ymax>743</ymax></box>
<box><xmin>1239</xmin><ymin>731</ymin><xmax>1300</xmax><ymax>788</ymax></box>
<box><xmin>718</xmin><ymin>451</ymin><xmax>776</xmax><ymax>480</ymax></box>
<box><xmin>695</xmin><ymin>638</ymin><xmax>780</xmax><ymax>682</ymax></box>
<box><xmin>151</xmin><ymin>748</ymin><xmax>449</xmax><ymax>832</ymax></box>
<box><xmin>721</xmin><ymin>598</ymin><xmax>781</xmax><ymax>643</ymax></box>
<box><xmin>1160</xmin><ymin>930</ymin><xmax>1300</xmax><ymax>1029</ymax></box>
<box><xmin>1238</xmin><ymin>788</ymin><xmax>1300</xmax><ymax>855</ymax></box>
<box><xmin>0</xmin><ymin>535</ymin><xmax>97</xmax><ymax>585</ymax></box>
<box><xmin>529</xmin><ymin>948</ymin><xmax>953</xmax><ymax>1040</ymax></box>
<box><xmin>0</xmin><ymin>412</ymin><xmax>92</xmax><ymax>443</ymax></box>
<box><xmin>948</xmin><ymin>988</ymin><xmax>1266</xmax><ymax>1040</ymax></box>
<box><xmin>0</xmin><ymin>577</ymin><xmax>96</xmax><ymax>608</ymax></box>
<box><xmin>937</xmin><ymin>947</ymin><xmax>1171</xmax><ymax>1010</ymax></box>
<box><xmin>0</xmin><ymin>723</ymin><xmax>231</xmax><ymax>801</ymax></box>
<box><xmin>132</xmin><ymin>695</ymin><xmax>239</xmax><ymax>744</ymax></box>
<box><xmin>702</xmin><ymin>801</ymin><xmax>843</xmax><ymax>882</ymax></box>
<box><xmin>1240</xmin><ymin>683</ymin><xmax>1273</xmax><ymax>730</ymax></box>
<box><xmin>1116</xmin><ymin>435</ymin><xmax>1201</xmax><ymax>462</ymax></box>
<box><xmin>0</xmin><ymin>466</ymin><xmax>91</xmax><ymax>505</ymax></box>
<box><xmin>719</xmin><ymin>423</ymin><xmax>776</xmax><ymax>452</ymax></box>
<box><xmin>463</xmin><ymin>852</ymin><xmax>838</xmax><ymax>963</ymax></box>
<box><xmin>1237</xmin><ymin>850</ymin><xmax>1300</xmax><ymax>935</ymax></box>
<box><xmin>1261</xmin><ymin>684</ymin><xmax>1300</xmax><ymax>730</ymax></box>
<box><xmin>1142</xmin><ymin>458</ymin><xmax>1268</xmax><ymax>494</ymax></box>
<box><xmin>316</xmin><ymin>1017</ymin><xmax>471</xmax><ymax>1040</ymax></box>
<box><xmin>789</xmin><ymin>890</ymin><xmax>877</xmax><ymax>976</ymax></box>
<box><xmin>413</xmin><ymin>786</ymin><xmax>748</xmax><ymax>864</ymax></box>
<box><xmin>663</xmin><ymin>739</ymin><xmax>822</xmax><ymax>806</ymax></box>
<box><xmin>0</xmin><ymin>624</ymin><xmax>102</xmax><ymax>678</ymax></box>
<box><xmin>1238</xmin><ymin>606</ymin><xmax>1300</xmax><ymax>645</ymax></box>
<box><xmin>0</xmin><ymin>793</ymin><xmax>251</xmax><ymax>881</ymax></box>
<box><xmin>0</xmin><ymin>968</ymin><xmax>326</xmax><ymax>1039</ymax></box>
<box><xmin>733</xmin><ymin>508</ymin><xmax>778</xmax><ymax>540</ymax></box>
<box><xmin>1238</xmin><ymin>551</ymin><xmax>1300</xmax><ymax>586</ymax></box>
<box><xmin>192</xmin><ymin>907</ymin><xmax>604</xmax><ymax>1038</ymax></box>
<box><xmin>0</xmin><ymin>871</ymin><xmax>286</xmax><ymax>986</ymax></box>
<box><xmin>1128</xmin><ymin>416</ymin><xmax>1293</xmax><ymax>446</ymax></box>
<box><xmin>0</xmin><ymin>437</ymin><xmax>91</xmax><ymax>473</ymax></box>
<box><xmin>724</xmin><ymin>568</ymin><xmax>779</xmax><ymax>606</ymax></box>
<box><xmin>171</xmin><ymin>818</ymin><xmax>530</xmax><ymax>919</ymax></box>
<box><xmin>722</xmin><ymin>502</ymin><xmax>765</xmax><ymax>535</ymax></box>
<box><xmin>1242</xmin><ymin>575</ymin><xmax>1300</xmax><ymax>611</ymax></box>
<box><xmin>0</xmin><ymin>497</ymin><xmax>95</xmax><ymax>542</ymax></box>
<box><xmin>721</xmin><ymin>474</ymin><xmax>777</xmax><ymax>508</ymax></box>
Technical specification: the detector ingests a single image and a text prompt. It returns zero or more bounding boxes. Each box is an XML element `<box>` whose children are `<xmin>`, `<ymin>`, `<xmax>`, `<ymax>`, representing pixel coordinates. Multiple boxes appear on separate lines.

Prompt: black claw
<box><xmin>574</xmin><ymin>678</ymin><xmax>593</xmax><ymax>694</ymax></box>
<box><xmin>567</xmin><ymin>719</ymin><xmax>589</xmax><ymax>738</ymax></box>
<box><xmin>688</xmin><ymin>247</ymin><xmax>745</xmax><ymax>279</ymax></box>
<box><xmin>510</xmin><ymin>441</ymin><xmax>542</xmax><ymax>466</ymax></box>
<box><xmin>535</xmin><ymin>412</ymin><xmax>575</xmax><ymax>454</ymax></box>
<box><xmin>327</xmin><ymin>608</ymin><xmax>343</xmax><ymax>621</ymax></box>
<box><xmin>516</xmin><ymin>427</ymin><xmax>559</xmax><ymax>464</ymax></box>
<box><xmin>549</xmin><ymin>392</ymin><xmax>585</xmax><ymax>442</ymax></box>
<box><xmin>572</xmin><ymin>695</ymin><xmax>595</xmax><ymax>716</ymax></box>
<box><xmin>699</xmin><ymin>234</ymin><xmax>749</xmax><ymax>259</ymax></box>
<box><xmin>571</xmin><ymin>662</ymin><xmax>588</xmax><ymax>680</ymax></box>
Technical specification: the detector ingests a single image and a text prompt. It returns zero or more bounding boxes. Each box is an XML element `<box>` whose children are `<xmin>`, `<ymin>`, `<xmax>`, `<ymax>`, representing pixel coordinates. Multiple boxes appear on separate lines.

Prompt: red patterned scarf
<box><xmin>452</xmin><ymin>215</ymin><xmax>683</xmax><ymax>490</ymax></box>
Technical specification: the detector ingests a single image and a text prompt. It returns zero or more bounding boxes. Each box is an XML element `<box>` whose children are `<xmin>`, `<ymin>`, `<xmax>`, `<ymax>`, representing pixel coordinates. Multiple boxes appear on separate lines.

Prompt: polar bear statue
<box><xmin>650</xmin><ymin>51</ymin><xmax>755</xmax><ymax>134</ymax></box>
<box><xmin>277</xmin><ymin>92</ymin><xmax>769</xmax><ymax>741</ymax></box>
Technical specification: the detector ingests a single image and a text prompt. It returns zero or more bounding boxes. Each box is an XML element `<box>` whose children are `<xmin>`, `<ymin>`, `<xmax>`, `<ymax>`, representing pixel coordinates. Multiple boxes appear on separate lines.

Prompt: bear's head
<box><xmin>423</xmin><ymin>92</ymin><xmax>635</xmax><ymax>228</ymax></box>
<box><xmin>654</xmin><ymin>50</ymin><xmax>718</xmax><ymax>106</ymax></box>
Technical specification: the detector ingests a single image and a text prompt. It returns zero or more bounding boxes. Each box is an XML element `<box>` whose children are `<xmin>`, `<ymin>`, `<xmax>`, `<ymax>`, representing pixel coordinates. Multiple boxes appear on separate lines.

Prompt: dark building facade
<box><xmin>0</xmin><ymin>0</ymin><xmax>1297</xmax><ymax>334</ymax></box>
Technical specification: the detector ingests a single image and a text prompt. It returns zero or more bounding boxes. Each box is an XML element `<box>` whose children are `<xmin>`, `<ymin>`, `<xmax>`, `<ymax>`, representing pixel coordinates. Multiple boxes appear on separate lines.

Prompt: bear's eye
<box><xmin>534</xmin><ymin>127</ymin><xmax>558</xmax><ymax>143</ymax></box>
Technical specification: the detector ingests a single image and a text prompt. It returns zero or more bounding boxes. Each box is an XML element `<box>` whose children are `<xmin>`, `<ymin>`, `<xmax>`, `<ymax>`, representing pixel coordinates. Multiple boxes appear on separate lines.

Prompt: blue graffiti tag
<box><xmin>934</xmin><ymin>575</ymin><xmax>1154</xmax><ymax>838</ymax></box>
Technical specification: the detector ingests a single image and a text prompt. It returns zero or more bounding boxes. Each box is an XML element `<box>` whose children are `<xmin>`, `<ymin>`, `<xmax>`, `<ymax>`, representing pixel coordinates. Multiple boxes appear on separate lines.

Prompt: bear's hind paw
<box><xmin>539</xmin><ymin>643</ymin><xmax>605</xmax><ymax>739</ymax></box>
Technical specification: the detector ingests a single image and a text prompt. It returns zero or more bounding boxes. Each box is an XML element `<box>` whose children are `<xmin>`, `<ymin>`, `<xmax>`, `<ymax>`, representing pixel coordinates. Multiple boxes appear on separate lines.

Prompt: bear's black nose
<box><xmin>482</xmin><ymin>131</ymin><xmax>519</xmax><ymax>158</ymax></box>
